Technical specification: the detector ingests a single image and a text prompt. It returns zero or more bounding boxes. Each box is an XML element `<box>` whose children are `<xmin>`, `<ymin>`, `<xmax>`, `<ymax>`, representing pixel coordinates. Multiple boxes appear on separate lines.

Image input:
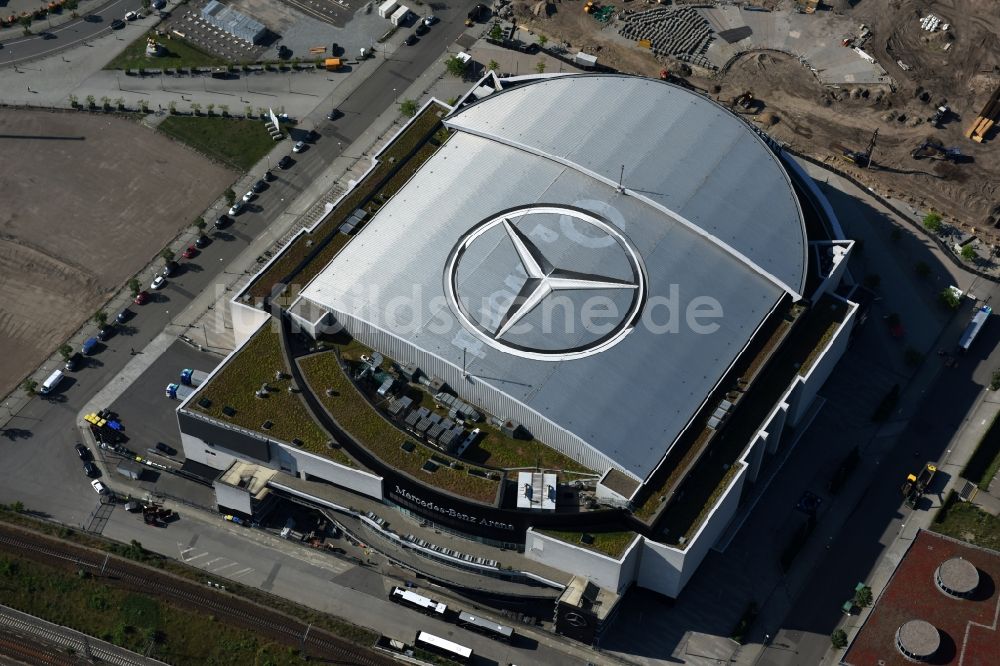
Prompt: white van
<box><xmin>40</xmin><ymin>369</ymin><xmax>64</xmax><ymax>395</ymax></box>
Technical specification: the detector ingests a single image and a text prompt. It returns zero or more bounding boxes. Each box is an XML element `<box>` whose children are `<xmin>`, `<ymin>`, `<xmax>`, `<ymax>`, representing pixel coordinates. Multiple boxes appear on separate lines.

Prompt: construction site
<box><xmin>500</xmin><ymin>0</ymin><xmax>1000</xmax><ymax>242</ymax></box>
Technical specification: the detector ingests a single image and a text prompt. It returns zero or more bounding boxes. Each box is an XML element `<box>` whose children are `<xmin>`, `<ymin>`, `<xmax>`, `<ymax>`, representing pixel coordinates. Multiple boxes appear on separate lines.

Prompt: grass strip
<box><xmin>158</xmin><ymin>115</ymin><xmax>276</xmax><ymax>171</ymax></box>
<box><xmin>105</xmin><ymin>32</ymin><xmax>229</xmax><ymax>70</ymax></box>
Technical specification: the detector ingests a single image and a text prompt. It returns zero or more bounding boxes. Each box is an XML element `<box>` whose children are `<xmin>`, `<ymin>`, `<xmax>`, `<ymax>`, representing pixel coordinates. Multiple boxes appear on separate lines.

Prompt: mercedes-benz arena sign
<box><xmin>444</xmin><ymin>205</ymin><xmax>648</xmax><ymax>361</ymax></box>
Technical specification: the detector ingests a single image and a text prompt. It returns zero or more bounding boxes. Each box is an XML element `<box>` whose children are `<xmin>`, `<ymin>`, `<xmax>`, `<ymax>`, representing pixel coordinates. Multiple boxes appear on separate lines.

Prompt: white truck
<box><xmin>378</xmin><ymin>0</ymin><xmax>398</xmax><ymax>18</ymax></box>
<box><xmin>390</xmin><ymin>5</ymin><xmax>410</xmax><ymax>26</ymax></box>
<box><xmin>165</xmin><ymin>368</ymin><xmax>209</xmax><ymax>400</ymax></box>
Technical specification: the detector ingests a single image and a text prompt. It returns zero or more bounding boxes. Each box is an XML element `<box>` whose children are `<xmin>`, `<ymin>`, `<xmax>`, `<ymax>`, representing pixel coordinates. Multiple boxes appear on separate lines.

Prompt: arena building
<box><xmin>176</xmin><ymin>73</ymin><xmax>858</xmax><ymax>634</ymax></box>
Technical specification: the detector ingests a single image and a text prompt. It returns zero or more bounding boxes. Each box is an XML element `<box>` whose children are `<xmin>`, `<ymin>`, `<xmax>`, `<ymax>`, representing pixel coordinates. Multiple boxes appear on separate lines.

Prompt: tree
<box><xmin>444</xmin><ymin>55</ymin><xmax>468</xmax><ymax>78</ymax></box>
<box><xmin>64</xmin><ymin>0</ymin><xmax>78</xmax><ymax>9</ymax></box>
<box><xmin>961</xmin><ymin>244</ymin><xmax>977</xmax><ymax>262</ymax></box>
<box><xmin>535</xmin><ymin>60</ymin><xmax>546</xmax><ymax>74</ymax></box>
<box><xmin>100</xmin><ymin>96</ymin><xmax>110</xmax><ymax>110</ymax></box>
<box><xmin>991</xmin><ymin>370</ymin><xmax>1000</xmax><ymax>391</ymax></box>
<box><xmin>93</xmin><ymin>310</ymin><xmax>108</xmax><ymax>327</ymax></box>
<box><xmin>193</xmin><ymin>218</ymin><xmax>206</xmax><ymax>236</ymax></box>
<box><xmin>160</xmin><ymin>248</ymin><xmax>175</xmax><ymax>263</ymax></box>
<box><xmin>19</xmin><ymin>14</ymin><xmax>32</xmax><ymax>33</ymax></box>
<box><xmin>127</xmin><ymin>277</ymin><xmax>141</xmax><ymax>297</ymax></box>
<box><xmin>68</xmin><ymin>94</ymin><xmax>79</xmax><ymax>108</ymax></box>
<box><xmin>168</xmin><ymin>100</ymin><xmax>177</xmax><ymax>114</ymax></box>
<box><xmin>488</xmin><ymin>59</ymin><xmax>500</xmax><ymax>71</ymax></box>
<box><xmin>922</xmin><ymin>211</ymin><xmax>942</xmax><ymax>232</ymax></box>
<box><xmin>58</xmin><ymin>344</ymin><xmax>73</xmax><ymax>361</ymax></box>
<box><xmin>206</xmin><ymin>102</ymin><xmax>215</xmax><ymax>116</ymax></box>
<box><xmin>224</xmin><ymin>188</ymin><xmax>236</xmax><ymax>206</ymax></box>
<box><xmin>218</xmin><ymin>103</ymin><xmax>229</xmax><ymax>117</ymax></box>
<box><xmin>537</xmin><ymin>34</ymin><xmax>548</xmax><ymax>48</ymax></box>
<box><xmin>190</xmin><ymin>102</ymin><xmax>202</xmax><ymax>115</ymax></box>
<box><xmin>141</xmin><ymin>0</ymin><xmax>151</xmax><ymax>8</ymax></box>
<box><xmin>831</xmin><ymin>629</ymin><xmax>848</xmax><ymax>649</ymax></box>
<box><xmin>940</xmin><ymin>288</ymin><xmax>960</xmax><ymax>309</ymax></box>
<box><xmin>399</xmin><ymin>99</ymin><xmax>418</xmax><ymax>117</ymax></box>
<box><xmin>85</xmin><ymin>94</ymin><xmax>96</xmax><ymax>108</ymax></box>
<box><xmin>21</xmin><ymin>379</ymin><xmax>38</xmax><ymax>396</ymax></box>
<box><xmin>488</xmin><ymin>22</ymin><xmax>503</xmax><ymax>42</ymax></box>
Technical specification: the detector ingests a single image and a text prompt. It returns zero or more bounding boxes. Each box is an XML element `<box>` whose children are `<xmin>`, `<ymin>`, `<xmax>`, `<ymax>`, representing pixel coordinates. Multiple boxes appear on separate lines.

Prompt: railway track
<box><xmin>0</xmin><ymin>630</ymin><xmax>78</xmax><ymax>666</ymax></box>
<box><xmin>0</xmin><ymin>529</ymin><xmax>389</xmax><ymax>666</ymax></box>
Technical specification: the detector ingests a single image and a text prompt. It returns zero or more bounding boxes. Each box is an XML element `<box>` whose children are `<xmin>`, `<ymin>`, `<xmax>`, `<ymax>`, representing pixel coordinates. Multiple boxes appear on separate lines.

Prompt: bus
<box><xmin>414</xmin><ymin>631</ymin><xmax>472</xmax><ymax>663</ymax></box>
<box><xmin>390</xmin><ymin>586</ymin><xmax>447</xmax><ymax>617</ymax></box>
<box><xmin>457</xmin><ymin>610</ymin><xmax>514</xmax><ymax>642</ymax></box>
<box><xmin>959</xmin><ymin>305</ymin><xmax>992</xmax><ymax>352</ymax></box>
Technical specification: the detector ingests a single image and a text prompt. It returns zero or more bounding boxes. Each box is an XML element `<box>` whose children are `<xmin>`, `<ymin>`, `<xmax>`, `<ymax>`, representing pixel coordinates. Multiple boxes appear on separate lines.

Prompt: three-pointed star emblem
<box><xmin>493</xmin><ymin>218</ymin><xmax>639</xmax><ymax>339</ymax></box>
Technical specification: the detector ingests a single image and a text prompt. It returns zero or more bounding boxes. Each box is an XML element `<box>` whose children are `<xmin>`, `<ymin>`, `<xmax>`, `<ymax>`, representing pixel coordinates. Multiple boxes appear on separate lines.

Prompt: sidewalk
<box><xmin>814</xmin><ymin>388</ymin><xmax>1000</xmax><ymax>665</ymax></box>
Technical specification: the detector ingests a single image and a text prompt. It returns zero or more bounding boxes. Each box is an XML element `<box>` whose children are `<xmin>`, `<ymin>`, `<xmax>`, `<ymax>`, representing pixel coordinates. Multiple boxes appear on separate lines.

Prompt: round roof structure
<box><xmin>895</xmin><ymin>619</ymin><xmax>940</xmax><ymax>661</ymax></box>
<box><xmin>446</xmin><ymin>74</ymin><xmax>809</xmax><ymax>299</ymax></box>
<box><xmin>936</xmin><ymin>557</ymin><xmax>979</xmax><ymax>598</ymax></box>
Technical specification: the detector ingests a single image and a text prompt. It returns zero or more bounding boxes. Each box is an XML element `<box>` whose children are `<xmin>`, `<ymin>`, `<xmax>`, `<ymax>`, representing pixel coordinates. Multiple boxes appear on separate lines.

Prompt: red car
<box><xmin>182</xmin><ymin>245</ymin><xmax>197</xmax><ymax>259</ymax></box>
<box><xmin>134</xmin><ymin>290</ymin><xmax>150</xmax><ymax>305</ymax></box>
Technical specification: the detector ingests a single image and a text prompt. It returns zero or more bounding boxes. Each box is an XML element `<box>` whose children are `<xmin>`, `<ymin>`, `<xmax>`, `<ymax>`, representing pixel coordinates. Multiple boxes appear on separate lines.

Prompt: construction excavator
<box><xmin>833</xmin><ymin>128</ymin><xmax>878</xmax><ymax>167</ymax></box>
<box><xmin>911</xmin><ymin>138</ymin><xmax>963</xmax><ymax>162</ymax></box>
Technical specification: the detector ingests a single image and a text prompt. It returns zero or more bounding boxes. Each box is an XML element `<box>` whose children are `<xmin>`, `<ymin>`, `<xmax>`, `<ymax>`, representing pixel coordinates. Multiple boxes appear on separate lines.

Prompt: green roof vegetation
<box><xmin>536</xmin><ymin>529</ymin><xmax>638</xmax><ymax>559</ymax></box>
<box><xmin>190</xmin><ymin>325</ymin><xmax>355</xmax><ymax>468</ymax></box>
<box><xmin>158</xmin><ymin>116</ymin><xmax>277</xmax><ymax>172</ymax></box>
<box><xmin>248</xmin><ymin>103</ymin><xmax>449</xmax><ymax>300</ymax></box>
<box><xmin>105</xmin><ymin>32</ymin><xmax>229</xmax><ymax>70</ymax></box>
<box><xmin>933</xmin><ymin>492</ymin><xmax>1000</xmax><ymax>552</ymax></box>
<box><xmin>638</xmin><ymin>297</ymin><xmax>850</xmax><ymax>544</ymax></box>
<box><xmin>406</xmin><ymin>389</ymin><xmax>591</xmax><ymax>474</ymax></box>
<box><xmin>298</xmin><ymin>351</ymin><xmax>501</xmax><ymax>504</ymax></box>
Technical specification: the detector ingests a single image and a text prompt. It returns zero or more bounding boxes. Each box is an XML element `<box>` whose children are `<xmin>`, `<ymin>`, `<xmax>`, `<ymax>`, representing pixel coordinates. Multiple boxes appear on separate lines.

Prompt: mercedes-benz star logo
<box><xmin>444</xmin><ymin>205</ymin><xmax>647</xmax><ymax>361</ymax></box>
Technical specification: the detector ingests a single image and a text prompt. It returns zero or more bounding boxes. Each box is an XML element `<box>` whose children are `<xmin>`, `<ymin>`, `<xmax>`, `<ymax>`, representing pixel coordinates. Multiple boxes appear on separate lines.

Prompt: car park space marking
<box><xmin>184</xmin><ymin>551</ymin><xmax>209</xmax><ymax>562</ymax></box>
<box><xmin>230</xmin><ymin>567</ymin><xmax>255</xmax><ymax>578</ymax></box>
<box><xmin>210</xmin><ymin>561</ymin><xmax>238</xmax><ymax>573</ymax></box>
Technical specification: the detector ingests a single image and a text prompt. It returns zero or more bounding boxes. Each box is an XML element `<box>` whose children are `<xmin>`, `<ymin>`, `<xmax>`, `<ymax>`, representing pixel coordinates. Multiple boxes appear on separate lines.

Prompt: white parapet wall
<box><xmin>525</xmin><ymin>530</ymin><xmax>643</xmax><ymax>595</ymax></box>
<box><xmin>526</xmin><ymin>295</ymin><xmax>858</xmax><ymax>599</ymax></box>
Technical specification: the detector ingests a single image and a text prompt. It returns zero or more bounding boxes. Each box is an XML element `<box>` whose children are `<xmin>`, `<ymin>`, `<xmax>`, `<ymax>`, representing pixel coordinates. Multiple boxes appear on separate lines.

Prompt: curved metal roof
<box><xmin>446</xmin><ymin>74</ymin><xmax>808</xmax><ymax>298</ymax></box>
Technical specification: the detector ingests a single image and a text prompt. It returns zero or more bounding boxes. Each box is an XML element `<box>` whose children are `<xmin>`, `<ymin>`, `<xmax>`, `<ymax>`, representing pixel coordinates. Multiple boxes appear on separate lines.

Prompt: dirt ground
<box><xmin>0</xmin><ymin>110</ymin><xmax>236</xmax><ymax>398</ymax></box>
<box><xmin>519</xmin><ymin>0</ymin><xmax>1000</xmax><ymax>234</ymax></box>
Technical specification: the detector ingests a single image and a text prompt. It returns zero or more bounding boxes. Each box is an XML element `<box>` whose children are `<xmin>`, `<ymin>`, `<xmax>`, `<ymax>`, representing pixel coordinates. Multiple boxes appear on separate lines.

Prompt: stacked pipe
<box><xmin>965</xmin><ymin>84</ymin><xmax>1000</xmax><ymax>143</ymax></box>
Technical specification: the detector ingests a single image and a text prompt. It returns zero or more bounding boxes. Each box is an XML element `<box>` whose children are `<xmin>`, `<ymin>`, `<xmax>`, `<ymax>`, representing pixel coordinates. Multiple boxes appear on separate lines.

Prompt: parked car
<box><xmin>264</xmin><ymin>169</ymin><xmax>276</xmax><ymax>181</ymax></box>
<box><xmin>75</xmin><ymin>443</ymin><xmax>90</xmax><ymax>460</ymax></box>
<box><xmin>404</xmin><ymin>34</ymin><xmax>417</xmax><ymax>46</ymax></box>
<box><xmin>151</xmin><ymin>0</ymin><xmax>165</xmax><ymax>8</ymax></box>
<box><xmin>228</xmin><ymin>201</ymin><xmax>244</xmax><ymax>216</ymax></box>
<box><xmin>162</xmin><ymin>260</ymin><xmax>179</xmax><ymax>277</ymax></box>
<box><xmin>97</xmin><ymin>324</ymin><xmax>116</xmax><ymax>342</ymax></box>
<box><xmin>134</xmin><ymin>290</ymin><xmax>150</xmax><ymax>305</ymax></box>
<box><xmin>424</xmin><ymin>15</ymin><xmax>437</xmax><ymax>25</ymax></box>
<box><xmin>195</xmin><ymin>235</ymin><xmax>211</xmax><ymax>249</ymax></box>
<box><xmin>91</xmin><ymin>479</ymin><xmax>108</xmax><ymax>495</ymax></box>
<box><xmin>116</xmin><ymin>308</ymin><xmax>132</xmax><ymax>323</ymax></box>
<box><xmin>82</xmin><ymin>337</ymin><xmax>99</xmax><ymax>355</ymax></box>
<box><xmin>110</xmin><ymin>18</ymin><xmax>126</xmax><ymax>29</ymax></box>
<box><xmin>83</xmin><ymin>462</ymin><xmax>99</xmax><ymax>477</ymax></box>
<box><xmin>124</xmin><ymin>10</ymin><xmax>140</xmax><ymax>21</ymax></box>
<box><xmin>182</xmin><ymin>245</ymin><xmax>197</xmax><ymax>259</ymax></box>
<box><xmin>65</xmin><ymin>352</ymin><xmax>84</xmax><ymax>372</ymax></box>
<box><xmin>251</xmin><ymin>179</ymin><xmax>267</xmax><ymax>194</ymax></box>
<box><xmin>214</xmin><ymin>214</ymin><xmax>231</xmax><ymax>229</ymax></box>
<box><xmin>242</xmin><ymin>190</ymin><xmax>256</xmax><ymax>202</ymax></box>
<box><xmin>415</xmin><ymin>23</ymin><xmax>429</xmax><ymax>36</ymax></box>
<box><xmin>292</xmin><ymin>141</ymin><xmax>306</xmax><ymax>153</ymax></box>
<box><xmin>150</xmin><ymin>276</ymin><xmax>166</xmax><ymax>290</ymax></box>
<box><xmin>327</xmin><ymin>109</ymin><xmax>341</xmax><ymax>121</ymax></box>
<box><xmin>277</xmin><ymin>156</ymin><xmax>292</xmax><ymax>169</ymax></box>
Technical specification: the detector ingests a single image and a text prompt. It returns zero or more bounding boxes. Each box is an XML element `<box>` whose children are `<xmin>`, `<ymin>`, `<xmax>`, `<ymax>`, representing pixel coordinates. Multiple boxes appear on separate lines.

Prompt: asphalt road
<box><xmin>0</xmin><ymin>1</ymin><xmax>476</xmax><ymax>524</ymax></box>
<box><xmin>0</xmin><ymin>0</ymin><xmax>145</xmax><ymax>68</ymax></box>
